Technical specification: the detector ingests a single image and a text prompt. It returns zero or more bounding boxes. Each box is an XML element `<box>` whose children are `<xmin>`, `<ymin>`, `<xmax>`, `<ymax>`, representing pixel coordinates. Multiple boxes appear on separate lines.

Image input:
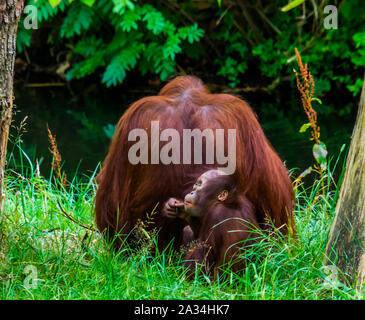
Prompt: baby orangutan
<box><xmin>163</xmin><ymin>169</ymin><xmax>260</xmax><ymax>276</ymax></box>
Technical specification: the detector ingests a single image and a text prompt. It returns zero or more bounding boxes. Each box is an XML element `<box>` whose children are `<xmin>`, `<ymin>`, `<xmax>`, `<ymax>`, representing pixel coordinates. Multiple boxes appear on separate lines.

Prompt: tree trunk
<box><xmin>325</xmin><ymin>74</ymin><xmax>365</xmax><ymax>286</ymax></box>
<box><xmin>0</xmin><ymin>0</ymin><xmax>24</xmax><ymax>206</ymax></box>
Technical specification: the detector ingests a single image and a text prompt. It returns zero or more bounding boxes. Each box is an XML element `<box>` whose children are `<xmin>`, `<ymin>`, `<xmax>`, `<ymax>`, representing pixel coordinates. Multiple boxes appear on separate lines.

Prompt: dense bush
<box><xmin>18</xmin><ymin>0</ymin><xmax>204</xmax><ymax>86</ymax></box>
<box><xmin>17</xmin><ymin>0</ymin><xmax>365</xmax><ymax>95</ymax></box>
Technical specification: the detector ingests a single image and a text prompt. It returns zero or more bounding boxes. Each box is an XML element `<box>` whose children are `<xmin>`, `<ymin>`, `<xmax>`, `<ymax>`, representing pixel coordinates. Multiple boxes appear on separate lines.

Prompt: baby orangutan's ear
<box><xmin>217</xmin><ymin>190</ymin><xmax>229</xmax><ymax>202</ymax></box>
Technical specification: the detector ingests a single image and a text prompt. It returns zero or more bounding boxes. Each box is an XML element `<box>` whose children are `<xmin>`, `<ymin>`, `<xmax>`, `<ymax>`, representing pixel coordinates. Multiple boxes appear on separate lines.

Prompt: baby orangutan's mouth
<box><xmin>173</xmin><ymin>200</ymin><xmax>184</xmax><ymax>206</ymax></box>
<box><xmin>184</xmin><ymin>201</ymin><xmax>193</xmax><ymax>207</ymax></box>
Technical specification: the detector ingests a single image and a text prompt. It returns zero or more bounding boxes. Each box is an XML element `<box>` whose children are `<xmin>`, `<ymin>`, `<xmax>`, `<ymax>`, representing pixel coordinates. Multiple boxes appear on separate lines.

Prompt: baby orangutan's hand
<box><xmin>162</xmin><ymin>198</ymin><xmax>185</xmax><ymax>219</ymax></box>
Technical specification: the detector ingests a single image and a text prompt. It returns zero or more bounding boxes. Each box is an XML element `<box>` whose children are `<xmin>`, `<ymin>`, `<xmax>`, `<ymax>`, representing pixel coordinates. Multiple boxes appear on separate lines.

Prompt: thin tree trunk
<box><xmin>0</xmin><ymin>0</ymin><xmax>24</xmax><ymax>206</ymax></box>
<box><xmin>325</xmin><ymin>74</ymin><xmax>365</xmax><ymax>286</ymax></box>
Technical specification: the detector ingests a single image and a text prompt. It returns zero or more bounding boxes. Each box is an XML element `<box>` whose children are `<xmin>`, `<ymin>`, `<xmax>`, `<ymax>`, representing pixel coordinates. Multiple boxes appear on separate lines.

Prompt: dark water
<box><xmin>11</xmin><ymin>83</ymin><xmax>355</xmax><ymax>182</ymax></box>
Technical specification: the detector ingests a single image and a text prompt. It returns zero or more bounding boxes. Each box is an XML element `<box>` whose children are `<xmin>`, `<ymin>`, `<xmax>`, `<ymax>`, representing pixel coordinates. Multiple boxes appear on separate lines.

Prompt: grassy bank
<box><xmin>0</xmin><ymin>151</ymin><xmax>363</xmax><ymax>300</ymax></box>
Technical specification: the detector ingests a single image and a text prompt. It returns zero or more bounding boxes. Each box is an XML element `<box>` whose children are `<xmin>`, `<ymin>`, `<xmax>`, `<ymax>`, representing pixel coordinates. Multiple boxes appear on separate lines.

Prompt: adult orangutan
<box><xmin>95</xmin><ymin>76</ymin><xmax>295</xmax><ymax>250</ymax></box>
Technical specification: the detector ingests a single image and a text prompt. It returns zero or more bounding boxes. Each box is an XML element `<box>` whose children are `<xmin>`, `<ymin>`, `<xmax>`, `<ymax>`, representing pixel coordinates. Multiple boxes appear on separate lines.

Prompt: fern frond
<box><xmin>60</xmin><ymin>1</ymin><xmax>94</xmax><ymax>38</ymax></box>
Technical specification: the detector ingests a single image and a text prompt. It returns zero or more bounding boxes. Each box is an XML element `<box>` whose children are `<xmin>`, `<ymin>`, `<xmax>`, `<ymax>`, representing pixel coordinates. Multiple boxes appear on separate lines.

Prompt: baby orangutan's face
<box><xmin>184</xmin><ymin>170</ymin><xmax>229</xmax><ymax>218</ymax></box>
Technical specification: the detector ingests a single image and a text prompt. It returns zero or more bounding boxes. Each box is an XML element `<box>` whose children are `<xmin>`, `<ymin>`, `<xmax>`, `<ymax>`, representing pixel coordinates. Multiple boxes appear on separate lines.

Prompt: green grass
<box><xmin>0</xmin><ymin>148</ymin><xmax>364</xmax><ymax>300</ymax></box>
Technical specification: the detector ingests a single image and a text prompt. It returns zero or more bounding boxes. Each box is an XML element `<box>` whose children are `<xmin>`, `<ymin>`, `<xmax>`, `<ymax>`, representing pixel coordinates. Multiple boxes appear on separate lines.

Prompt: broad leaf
<box><xmin>299</xmin><ymin>123</ymin><xmax>311</xmax><ymax>133</ymax></box>
<box><xmin>49</xmin><ymin>0</ymin><xmax>62</xmax><ymax>8</ymax></box>
<box><xmin>80</xmin><ymin>0</ymin><xmax>96</xmax><ymax>7</ymax></box>
<box><xmin>313</xmin><ymin>142</ymin><xmax>328</xmax><ymax>170</ymax></box>
<box><xmin>281</xmin><ymin>0</ymin><xmax>305</xmax><ymax>12</ymax></box>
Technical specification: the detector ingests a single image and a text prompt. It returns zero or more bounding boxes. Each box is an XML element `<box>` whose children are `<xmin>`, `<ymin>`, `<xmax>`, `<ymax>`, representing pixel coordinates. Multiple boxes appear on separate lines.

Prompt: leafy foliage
<box><xmin>18</xmin><ymin>0</ymin><xmax>204</xmax><ymax>86</ymax></box>
<box><xmin>60</xmin><ymin>0</ymin><xmax>94</xmax><ymax>38</ymax></box>
<box><xmin>17</xmin><ymin>0</ymin><xmax>365</xmax><ymax>113</ymax></box>
<box><xmin>210</xmin><ymin>0</ymin><xmax>365</xmax><ymax>99</ymax></box>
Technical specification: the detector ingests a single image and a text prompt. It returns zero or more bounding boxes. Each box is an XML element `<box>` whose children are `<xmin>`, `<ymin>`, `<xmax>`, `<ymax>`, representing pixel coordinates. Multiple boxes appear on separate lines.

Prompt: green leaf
<box><xmin>178</xmin><ymin>23</ymin><xmax>204</xmax><ymax>44</ymax></box>
<box><xmin>164</xmin><ymin>34</ymin><xmax>181</xmax><ymax>60</ymax></box>
<box><xmin>155</xmin><ymin>59</ymin><xmax>175</xmax><ymax>80</ymax></box>
<box><xmin>347</xmin><ymin>78</ymin><xmax>364</xmax><ymax>96</ymax></box>
<box><xmin>143</xmin><ymin>10</ymin><xmax>166</xmax><ymax>35</ymax></box>
<box><xmin>74</xmin><ymin>36</ymin><xmax>104</xmax><ymax>57</ymax></box>
<box><xmin>298</xmin><ymin>166</ymin><xmax>313</xmax><ymax>179</ymax></box>
<box><xmin>299</xmin><ymin>123</ymin><xmax>311</xmax><ymax>133</ymax></box>
<box><xmin>80</xmin><ymin>0</ymin><xmax>96</xmax><ymax>7</ymax></box>
<box><xmin>16</xmin><ymin>22</ymin><xmax>32</xmax><ymax>52</ymax></box>
<box><xmin>353</xmin><ymin>31</ymin><xmax>365</xmax><ymax>48</ymax></box>
<box><xmin>66</xmin><ymin>51</ymin><xmax>105</xmax><ymax>79</ymax></box>
<box><xmin>102</xmin><ymin>42</ymin><xmax>144</xmax><ymax>86</ymax></box>
<box><xmin>119</xmin><ymin>9</ymin><xmax>141</xmax><ymax>31</ymax></box>
<box><xmin>311</xmin><ymin>97</ymin><xmax>322</xmax><ymax>104</ymax></box>
<box><xmin>113</xmin><ymin>0</ymin><xmax>135</xmax><ymax>15</ymax></box>
<box><xmin>313</xmin><ymin>142</ymin><xmax>328</xmax><ymax>171</ymax></box>
<box><xmin>281</xmin><ymin>0</ymin><xmax>305</xmax><ymax>12</ymax></box>
<box><xmin>49</xmin><ymin>0</ymin><xmax>62</xmax><ymax>8</ymax></box>
<box><xmin>103</xmin><ymin>124</ymin><xmax>116</xmax><ymax>139</ymax></box>
<box><xmin>60</xmin><ymin>1</ymin><xmax>94</xmax><ymax>38</ymax></box>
